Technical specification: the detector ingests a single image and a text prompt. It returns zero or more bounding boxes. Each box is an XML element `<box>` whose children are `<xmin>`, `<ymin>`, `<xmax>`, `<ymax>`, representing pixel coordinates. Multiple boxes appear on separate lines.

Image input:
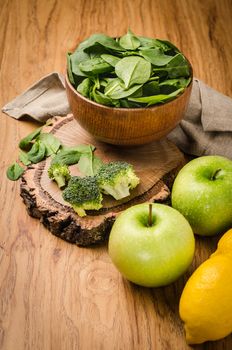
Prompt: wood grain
<box><xmin>0</xmin><ymin>1</ymin><xmax>232</xmax><ymax>349</ymax></box>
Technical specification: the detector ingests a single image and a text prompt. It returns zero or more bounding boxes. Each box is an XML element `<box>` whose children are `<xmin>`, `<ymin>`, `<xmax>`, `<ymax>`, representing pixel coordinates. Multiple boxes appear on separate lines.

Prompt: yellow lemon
<box><xmin>179</xmin><ymin>228</ymin><xmax>232</xmax><ymax>344</ymax></box>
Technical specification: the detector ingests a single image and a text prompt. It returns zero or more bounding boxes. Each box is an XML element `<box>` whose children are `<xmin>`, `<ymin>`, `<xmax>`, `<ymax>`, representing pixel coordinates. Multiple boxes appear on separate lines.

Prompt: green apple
<box><xmin>108</xmin><ymin>203</ymin><xmax>195</xmax><ymax>287</ymax></box>
<box><xmin>171</xmin><ymin>155</ymin><xmax>232</xmax><ymax>236</ymax></box>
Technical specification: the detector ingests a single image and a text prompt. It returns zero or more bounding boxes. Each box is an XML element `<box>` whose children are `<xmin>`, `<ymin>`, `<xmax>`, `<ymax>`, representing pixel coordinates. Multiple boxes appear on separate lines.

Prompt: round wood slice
<box><xmin>20</xmin><ymin>115</ymin><xmax>185</xmax><ymax>246</ymax></box>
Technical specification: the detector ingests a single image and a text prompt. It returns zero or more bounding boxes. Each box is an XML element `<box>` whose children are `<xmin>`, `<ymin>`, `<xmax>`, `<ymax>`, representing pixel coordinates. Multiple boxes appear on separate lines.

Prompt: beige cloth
<box><xmin>2</xmin><ymin>73</ymin><xmax>232</xmax><ymax>158</ymax></box>
<box><xmin>168</xmin><ymin>79</ymin><xmax>232</xmax><ymax>159</ymax></box>
<box><xmin>2</xmin><ymin>72</ymin><xmax>69</xmax><ymax>123</ymax></box>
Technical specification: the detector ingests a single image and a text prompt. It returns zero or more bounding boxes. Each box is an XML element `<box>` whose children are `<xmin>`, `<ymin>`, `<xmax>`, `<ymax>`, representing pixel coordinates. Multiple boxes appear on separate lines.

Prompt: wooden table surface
<box><xmin>1</xmin><ymin>1</ymin><xmax>232</xmax><ymax>349</ymax></box>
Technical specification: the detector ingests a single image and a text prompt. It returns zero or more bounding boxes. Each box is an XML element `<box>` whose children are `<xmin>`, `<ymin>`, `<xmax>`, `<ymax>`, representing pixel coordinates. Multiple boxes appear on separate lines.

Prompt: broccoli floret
<box><xmin>97</xmin><ymin>161</ymin><xmax>140</xmax><ymax>200</ymax></box>
<box><xmin>62</xmin><ymin>176</ymin><xmax>103</xmax><ymax>217</ymax></box>
<box><xmin>48</xmin><ymin>163</ymin><xmax>71</xmax><ymax>189</ymax></box>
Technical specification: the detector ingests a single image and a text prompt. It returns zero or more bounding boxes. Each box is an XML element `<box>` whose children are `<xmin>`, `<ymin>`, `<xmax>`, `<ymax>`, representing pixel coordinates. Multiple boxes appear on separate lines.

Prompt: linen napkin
<box><xmin>168</xmin><ymin>79</ymin><xmax>232</xmax><ymax>159</ymax></box>
<box><xmin>2</xmin><ymin>72</ymin><xmax>70</xmax><ymax>123</ymax></box>
<box><xmin>2</xmin><ymin>72</ymin><xmax>232</xmax><ymax>159</ymax></box>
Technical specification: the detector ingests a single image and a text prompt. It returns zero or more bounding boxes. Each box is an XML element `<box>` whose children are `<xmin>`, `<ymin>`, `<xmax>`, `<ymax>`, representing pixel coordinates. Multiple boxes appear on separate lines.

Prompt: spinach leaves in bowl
<box><xmin>67</xmin><ymin>30</ymin><xmax>192</xmax><ymax>108</ymax></box>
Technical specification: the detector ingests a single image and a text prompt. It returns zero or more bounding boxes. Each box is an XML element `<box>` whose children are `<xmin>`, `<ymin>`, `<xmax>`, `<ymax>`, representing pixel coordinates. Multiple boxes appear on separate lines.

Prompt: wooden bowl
<box><xmin>65</xmin><ymin>72</ymin><xmax>193</xmax><ymax>146</ymax></box>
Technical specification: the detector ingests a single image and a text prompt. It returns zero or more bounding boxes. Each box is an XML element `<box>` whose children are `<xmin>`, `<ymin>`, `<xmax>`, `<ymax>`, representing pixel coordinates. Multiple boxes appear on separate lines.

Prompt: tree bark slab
<box><xmin>20</xmin><ymin>115</ymin><xmax>185</xmax><ymax>246</ymax></box>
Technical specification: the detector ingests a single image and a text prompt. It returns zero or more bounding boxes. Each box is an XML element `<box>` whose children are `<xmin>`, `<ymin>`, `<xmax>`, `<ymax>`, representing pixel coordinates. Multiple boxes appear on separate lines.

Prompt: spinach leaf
<box><xmin>120</xmin><ymin>51</ymin><xmax>141</xmax><ymax>57</ymax></box>
<box><xmin>19</xmin><ymin>151</ymin><xmax>31</xmax><ymax>166</ymax></box>
<box><xmin>101</xmin><ymin>54</ymin><xmax>120</xmax><ymax>67</ymax></box>
<box><xmin>87</xmin><ymin>44</ymin><xmax>109</xmax><ymax>58</ymax></box>
<box><xmin>140</xmin><ymin>48</ymin><xmax>174</xmax><ymax>66</ymax></box>
<box><xmin>159</xmin><ymin>78</ymin><xmax>185</xmax><ymax>87</ymax></box>
<box><xmin>67</xmin><ymin>53</ymin><xmax>75</xmax><ymax>85</ymax></box>
<box><xmin>77</xmin><ymin>78</ymin><xmax>92</xmax><ymax>97</ymax></box>
<box><xmin>159</xmin><ymin>85</ymin><xmax>177</xmax><ymax>95</ymax></box>
<box><xmin>137</xmin><ymin>36</ymin><xmax>161</xmax><ymax>49</ymax></box>
<box><xmin>7</xmin><ymin>162</ymin><xmax>24</xmax><ymax>181</ymax></box>
<box><xmin>78</xmin><ymin>33</ymin><xmax>124</xmax><ymax>52</ymax></box>
<box><xmin>51</xmin><ymin>145</ymin><xmax>95</xmax><ymax>165</ymax></box>
<box><xmin>159</xmin><ymin>78</ymin><xmax>191</xmax><ymax>94</ymax></box>
<box><xmin>70</xmin><ymin>49</ymin><xmax>90</xmax><ymax>77</ymax></box>
<box><xmin>38</xmin><ymin>133</ymin><xmax>61</xmax><ymax>156</ymax></box>
<box><xmin>119</xmin><ymin>99</ymin><xmax>141</xmax><ymax>108</ymax></box>
<box><xmin>143</xmin><ymin>81</ymin><xmax>160</xmax><ymax>96</ymax></box>
<box><xmin>153</xmin><ymin>53</ymin><xmax>190</xmax><ymax>78</ymax></box>
<box><xmin>129</xmin><ymin>86</ymin><xmax>143</xmax><ymax>98</ymax></box>
<box><xmin>100</xmin><ymin>77</ymin><xmax>117</xmax><ymax>87</ymax></box>
<box><xmin>119</xmin><ymin>30</ymin><xmax>140</xmax><ymax>50</ymax></box>
<box><xmin>93</xmin><ymin>76</ymin><xmax>100</xmax><ymax>89</ymax></box>
<box><xmin>155</xmin><ymin>39</ymin><xmax>180</xmax><ymax>53</ymax></box>
<box><xmin>180</xmin><ymin>77</ymin><xmax>192</xmax><ymax>87</ymax></box>
<box><xmin>104</xmin><ymin>78</ymin><xmax>143</xmax><ymax>99</ymax></box>
<box><xmin>115</xmin><ymin>56</ymin><xmax>151</xmax><ymax>88</ymax></box>
<box><xmin>166</xmin><ymin>54</ymin><xmax>190</xmax><ymax>77</ymax></box>
<box><xmin>92</xmin><ymin>89</ymin><xmax>117</xmax><ymax>106</ymax></box>
<box><xmin>148</xmin><ymin>76</ymin><xmax>160</xmax><ymax>81</ymax></box>
<box><xmin>79</xmin><ymin>57</ymin><xmax>113</xmax><ymax>74</ymax></box>
<box><xmin>27</xmin><ymin>140</ymin><xmax>46</xmax><ymax>163</ymax></box>
<box><xmin>98</xmin><ymin>79</ymin><xmax>108</xmax><ymax>88</ymax></box>
<box><xmin>19</xmin><ymin>127</ymin><xmax>42</xmax><ymax>150</ymax></box>
<box><xmin>78</xmin><ymin>145</ymin><xmax>103</xmax><ymax>176</ymax></box>
<box><xmin>73</xmin><ymin>144</ymin><xmax>95</xmax><ymax>153</ymax></box>
<box><xmin>128</xmin><ymin>87</ymin><xmax>184</xmax><ymax>106</ymax></box>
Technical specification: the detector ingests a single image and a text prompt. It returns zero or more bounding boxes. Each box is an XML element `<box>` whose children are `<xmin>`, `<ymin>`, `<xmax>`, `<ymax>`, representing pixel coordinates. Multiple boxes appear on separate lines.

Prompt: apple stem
<box><xmin>211</xmin><ymin>168</ymin><xmax>222</xmax><ymax>180</ymax></box>
<box><xmin>148</xmin><ymin>203</ymin><xmax>153</xmax><ymax>227</ymax></box>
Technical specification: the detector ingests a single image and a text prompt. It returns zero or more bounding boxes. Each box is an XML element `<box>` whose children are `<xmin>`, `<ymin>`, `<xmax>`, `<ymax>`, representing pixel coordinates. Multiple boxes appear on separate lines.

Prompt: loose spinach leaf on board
<box><xmin>78</xmin><ymin>145</ymin><xmax>103</xmax><ymax>176</ymax></box>
<box><xmin>38</xmin><ymin>133</ymin><xmax>61</xmax><ymax>156</ymax></box>
<box><xmin>7</xmin><ymin>162</ymin><xmax>24</xmax><ymax>181</ymax></box>
<box><xmin>19</xmin><ymin>150</ymin><xmax>31</xmax><ymax>166</ymax></box>
<box><xmin>115</xmin><ymin>56</ymin><xmax>151</xmax><ymax>88</ymax></box>
<box><xmin>51</xmin><ymin>145</ymin><xmax>95</xmax><ymax>166</ymax></box>
<box><xmin>27</xmin><ymin>140</ymin><xmax>46</xmax><ymax>164</ymax></box>
<box><xmin>119</xmin><ymin>30</ymin><xmax>140</xmax><ymax>50</ymax></box>
<box><xmin>19</xmin><ymin>127</ymin><xmax>42</xmax><ymax>151</ymax></box>
<box><xmin>128</xmin><ymin>87</ymin><xmax>184</xmax><ymax>106</ymax></box>
<box><xmin>78</xmin><ymin>154</ymin><xmax>103</xmax><ymax>176</ymax></box>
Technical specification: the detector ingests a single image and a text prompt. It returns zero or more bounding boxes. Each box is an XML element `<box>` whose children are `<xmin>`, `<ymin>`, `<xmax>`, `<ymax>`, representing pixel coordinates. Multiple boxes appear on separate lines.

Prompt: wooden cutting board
<box><xmin>20</xmin><ymin>114</ymin><xmax>185</xmax><ymax>246</ymax></box>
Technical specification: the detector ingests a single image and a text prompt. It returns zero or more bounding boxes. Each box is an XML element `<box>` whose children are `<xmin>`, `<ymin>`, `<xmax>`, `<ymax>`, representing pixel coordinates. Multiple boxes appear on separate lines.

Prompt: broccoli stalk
<box><xmin>48</xmin><ymin>163</ymin><xmax>71</xmax><ymax>189</ymax></box>
<box><xmin>97</xmin><ymin>161</ymin><xmax>140</xmax><ymax>200</ymax></box>
<box><xmin>62</xmin><ymin>176</ymin><xmax>103</xmax><ymax>217</ymax></box>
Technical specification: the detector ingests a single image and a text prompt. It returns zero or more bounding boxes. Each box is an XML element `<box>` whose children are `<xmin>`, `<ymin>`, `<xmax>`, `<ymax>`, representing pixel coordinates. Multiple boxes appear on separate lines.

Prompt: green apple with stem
<box><xmin>108</xmin><ymin>203</ymin><xmax>195</xmax><ymax>287</ymax></box>
<box><xmin>171</xmin><ymin>155</ymin><xmax>232</xmax><ymax>236</ymax></box>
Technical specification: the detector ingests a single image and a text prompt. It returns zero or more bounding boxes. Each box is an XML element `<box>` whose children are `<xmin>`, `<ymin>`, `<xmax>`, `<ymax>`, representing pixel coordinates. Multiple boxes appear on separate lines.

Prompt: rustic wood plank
<box><xmin>0</xmin><ymin>1</ymin><xmax>232</xmax><ymax>349</ymax></box>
